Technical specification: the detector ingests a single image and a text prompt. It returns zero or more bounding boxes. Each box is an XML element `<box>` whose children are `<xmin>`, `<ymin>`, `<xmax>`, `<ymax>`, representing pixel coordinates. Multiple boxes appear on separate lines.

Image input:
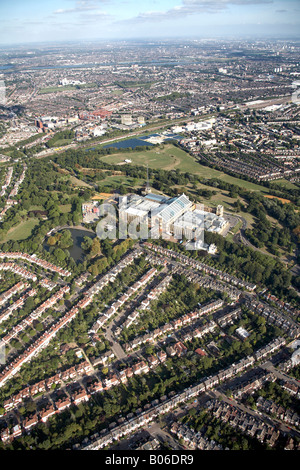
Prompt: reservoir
<box><xmin>103</xmin><ymin>138</ymin><xmax>154</xmax><ymax>150</ymax></box>
<box><xmin>101</xmin><ymin>133</ymin><xmax>183</xmax><ymax>151</ymax></box>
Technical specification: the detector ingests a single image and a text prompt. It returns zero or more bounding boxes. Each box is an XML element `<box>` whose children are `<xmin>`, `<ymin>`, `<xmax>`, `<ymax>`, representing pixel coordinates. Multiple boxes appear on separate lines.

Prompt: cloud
<box><xmin>52</xmin><ymin>0</ymin><xmax>111</xmax><ymax>24</ymax></box>
<box><xmin>53</xmin><ymin>0</ymin><xmax>105</xmax><ymax>15</ymax></box>
<box><xmin>117</xmin><ymin>0</ymin><xmax>274</xmax><ymax>24</ymax></box>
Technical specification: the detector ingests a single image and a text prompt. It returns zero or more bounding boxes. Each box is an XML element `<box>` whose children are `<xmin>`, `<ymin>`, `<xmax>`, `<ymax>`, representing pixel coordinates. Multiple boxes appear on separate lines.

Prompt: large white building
<box><xmin>172</xmin><ymin>118</ymin><xmax>216</xmax><ymax>134</ymax></box>
<box><xmin>120</xmin><ymin>192</ymin><xmax>228</xmax><ymax>251</ymax></box>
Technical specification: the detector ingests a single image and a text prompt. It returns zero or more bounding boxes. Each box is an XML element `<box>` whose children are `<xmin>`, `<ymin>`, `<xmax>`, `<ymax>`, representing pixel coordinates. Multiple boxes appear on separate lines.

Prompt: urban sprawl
<box><xmin>0</xmin><ymin>39</ymin><xmax>299</xmax><ymax>452</ymax></box>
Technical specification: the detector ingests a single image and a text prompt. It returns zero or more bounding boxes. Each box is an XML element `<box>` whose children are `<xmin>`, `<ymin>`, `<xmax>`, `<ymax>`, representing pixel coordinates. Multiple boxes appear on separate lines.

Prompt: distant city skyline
<box><xmin>0</xmin><ymin>0</ymin><xmax>300</xmax><ymax>45</ymax></box>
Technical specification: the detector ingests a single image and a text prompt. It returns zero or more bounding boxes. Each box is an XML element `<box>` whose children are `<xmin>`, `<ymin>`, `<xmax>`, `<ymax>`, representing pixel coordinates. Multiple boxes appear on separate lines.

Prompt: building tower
<box><xmin>142</xmin><ymin>164</ymin><xmax>151</xmax><ymax>195</ymax></box>
<box><xmin>216</xmin><ymin>205</ymin><xmax>224</xmax><ymax>217</ymax></box>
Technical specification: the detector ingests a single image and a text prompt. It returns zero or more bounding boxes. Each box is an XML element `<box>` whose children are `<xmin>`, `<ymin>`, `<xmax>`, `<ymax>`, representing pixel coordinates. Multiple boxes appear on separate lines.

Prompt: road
<box><xmin>147</xmin><ymin>422</ymin><xmax>186</xmax><ymax>450</ymax></box>
<box><xmin>104</xmin><ymin>266</ymin><xmax>170</xmax><ymax>360</ymax></box>
<box><xmin>207</xmin><ymin>387</ymin><xmax>300</xmax><ymax>441</ymax></box>
<box><xmin>105</xmin><ymin>330</ymin><xmax>127</xmax><ymax>360</ymax></box>
<box><xmin>260</xmin><ymin>360</ymin><xmax>300</xmax><ymax>389</ymax></box>
<box><xmin>232</xmin><ymin>214</ymin><xmax>280</xmax><ymax>259</ymax></box>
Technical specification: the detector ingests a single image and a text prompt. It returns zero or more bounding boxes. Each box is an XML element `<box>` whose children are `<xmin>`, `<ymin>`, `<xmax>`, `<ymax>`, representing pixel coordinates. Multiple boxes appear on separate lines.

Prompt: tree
<box><xmin>81</xmin><ymin>236</ymin><xmax>93</xmax><ymax>251</ymax></box>
<box><xmin>90</xmin><ymin>238</ymin><xmax>101</xmax><ymax>257</ymax></box>
<box><xmin>59</xmin><ymin>230</ymin><xmax>73</xmax><ymax>249</ymax></box>
<box><xmin>54</xmin><ymin>247</ymin><xmax>66</xmax><ymax>262</ymax></box>
<box><xmin>47</xmin><ymin>235</ymin><xmax>57</xmax><ymax>246</ymax></box>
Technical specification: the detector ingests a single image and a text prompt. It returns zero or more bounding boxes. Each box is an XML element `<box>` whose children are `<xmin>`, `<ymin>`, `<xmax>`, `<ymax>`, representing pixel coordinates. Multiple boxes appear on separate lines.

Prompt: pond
<box><xmin>44</xmin><ymin>227</ymin><xmax>96</xmax><ymax>264</ymax></box>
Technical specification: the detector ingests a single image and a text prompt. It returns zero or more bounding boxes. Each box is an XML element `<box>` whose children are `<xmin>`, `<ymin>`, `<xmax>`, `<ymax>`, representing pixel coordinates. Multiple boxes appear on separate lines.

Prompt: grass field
<box><xmin>38</xmin><ymin>83</ymin><xmax>97</xmax><ymax>94</ymax></box>
<box><xmin>99</xmin><ymin>175</ymin><xmax>144</xmax><ymax>189</ymax></box>
<box><xmin>52</xmin><ymin>138</ymin><xmax>74</xmax><ymax>147</ymax></box>
<box><xmin>38</xmin><ymin>85</ymin><xmax>74</xmax><ymax>94</ymax></box>
<box><xmin>69</xmin><ymin>175</ymin><xmax>93</xmax><ymax>187</ymax></box>
<box><xmin>59</xmin><ymin>204</ymin><xmax>72</xmax><ymax>213</ymax></box>
<box><xmin>271</xmin><ymin>179</ymin><xmax>299</xmax><ymax>190</ymax></box>
<box><xmin>100</xmin><ymin>144</ymin><xmax>271</xmax><ymax>193</ymax></box>
<box><xmin>100</xmin><ymin>144</ymin><xmax>199</xmax><ymax>172</ymax></box>
<box><xmin>188</xmin><ymin>185</ymin><xmax>249</xmax><ymax>211</ymax></box>
<box><xmin>1</xmin><ymin>218</ymin><xmax>40</xmax><ymax>242</ymax></box>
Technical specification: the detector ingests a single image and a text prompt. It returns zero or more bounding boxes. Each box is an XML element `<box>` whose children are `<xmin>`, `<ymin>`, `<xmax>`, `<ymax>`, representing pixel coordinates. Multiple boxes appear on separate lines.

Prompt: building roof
<box><xmin>154</xmin><ymin>193</ymin><xmax>192</xmax><ymax>223</ymax></box>
<box><xmin>144</xmin><ymin>193</ymin><xmax>169</xmax><ymax>203</ymax></box>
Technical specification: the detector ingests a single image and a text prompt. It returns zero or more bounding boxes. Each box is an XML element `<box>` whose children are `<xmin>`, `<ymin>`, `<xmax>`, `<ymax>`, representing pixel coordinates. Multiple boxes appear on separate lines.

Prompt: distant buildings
<box><xmin>60</xmin><ymin>78</ymin><xmax>86</xmax><ymax>86</ymax></box>
<box><xmin>121</xmin><ymin>114</ymin><xmax>133</xmax><ymax>126</ymax></box>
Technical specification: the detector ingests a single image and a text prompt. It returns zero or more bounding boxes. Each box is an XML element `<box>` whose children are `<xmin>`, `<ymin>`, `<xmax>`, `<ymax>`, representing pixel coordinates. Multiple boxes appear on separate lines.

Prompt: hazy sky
<box><xmin>0</xmin><ymin>0</ymin><xmax>299</xmax><ymax>45</ymax></box>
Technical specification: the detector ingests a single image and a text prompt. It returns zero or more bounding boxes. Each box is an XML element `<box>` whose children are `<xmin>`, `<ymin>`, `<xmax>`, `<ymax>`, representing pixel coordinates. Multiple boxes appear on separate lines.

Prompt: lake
<box><xmin>44</xmin><ymin>227</ymin><xmax>96</xmax><ymax>264</ymax></box>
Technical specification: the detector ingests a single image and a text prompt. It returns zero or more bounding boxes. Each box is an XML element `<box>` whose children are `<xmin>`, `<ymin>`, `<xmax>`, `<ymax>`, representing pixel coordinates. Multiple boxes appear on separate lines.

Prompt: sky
<box><xmin>0</xmin><ymin>0</ymin><xmax>299</xmax><ymax>45</ymax></box>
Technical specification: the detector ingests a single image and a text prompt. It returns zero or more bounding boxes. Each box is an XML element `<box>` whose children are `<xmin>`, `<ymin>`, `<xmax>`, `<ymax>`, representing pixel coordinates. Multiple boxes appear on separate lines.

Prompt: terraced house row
<box><xmin>123</xmin><ymin>299</ymin><xmax>224</xmax><ymax>352</ymax></box>
<box><xmin>183</xmin><ymin>269</ymin><xmax>242</xmax><ymax>301</ymax></box>
<box><xmin>0</xmin><ymin>286</ymin><xmax>36</xmax><ymax>325</ymax></box>
<box><xmin>84</xmin><ymin>247</ymin><xmax>143</xmax><ymax>301</ymax></box>
<box><xmin>247</xmin><ymin>299</ymin><xmax>300</xmax><ymax>339</ymax></box>
<box><xmin>1</xmin><ymin>285</ymin><xmax>70</xmax><ymax>345</ymax></box>
<box><xmin>0</xmin><ymin>252</ymin><xmax>71</xmax><ymax>277</ymax></box>
<box><xmin>0</xmin><ymin>291</ymin><xmax>90</xmax><ymax>388</ymax></box>
<box><xmin>170</xmin><ymin>422</ymin><xmax>223</xmax><ymax>450</ymax></box>
<box><xmin>206</xmin><ymin>399</ymin><xmax>281</xmax><ymax>448</ymax></box>
<box><xmin>256</xmin><ymin>396</ymin><xmax>300</xmax><ymax>428</ymax></box>
<box><xmin>81</xmin><ymin>337</ymin><xmax>286</xmax><ymax>450</ymax></box>
<box><xmin>0</xmin><ymin>353</ymin><xmax>168</xmax><ymax>443</ymax></box>
<box><xmin>0</xmin><ymin>167</ymin><xmax>13</xmax><ymax>197</ymax></box>
<box><xmin>143</xmin><ymin>243</ymin><xmax>257</xmax><ymax>291</ymax></box>
<box><xmin>2</xmin><ymin>360</ymin><xmax>93</xmax><ymax>413</ymax></box>
<box><xmin>89</xmin><ymin>266</ymin><xmax>158</xmax><ymax>334</ymax></box>
<box><xmin>0</xmin><ymin>248</ymin><xmax>143</xmax><ymax>389</ymax></box>
<box><xmin>7</xmin><ymin>165</ymin><xmax>27</xmax><ymax>199</ymax></box>
<box><xmin>261</xmin><ymin>290</ymin><xmax>299</xmax><ymax>316</ymax></box>
<box><xmin>1</xmin><ymin>389</ymin><xmax>88</xmax><ymax>444</ymax></box>
<box><xmin>1</xmin><ymin>331</ymin><xmax>286</xmax><ymax>446</ymax></box>
<box><xmin>119</xmin><ymin>273</ymin><xmax>173</xmax><ymax>331</ymax></box>
<box><xmin>0</xmin><ymin>165</ymin><xmax>27</xmax><ymax>222</ymax></box>
<box><xmin>0</xmin><ymin>282</ymin><xmax>28</xmax><ymax>308</ymax></box>
<box><xmin>0</xmin><ymin>263</ymin><xmax>37</xmax><ymax>282</ymax></box>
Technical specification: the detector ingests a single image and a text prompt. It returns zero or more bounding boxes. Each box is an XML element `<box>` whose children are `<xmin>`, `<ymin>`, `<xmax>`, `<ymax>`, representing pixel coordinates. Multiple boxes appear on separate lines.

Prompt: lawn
<box><xmin>38</xmin><ymin>83</ymin><xmax>97</xmax><ymax>94</ymax></box>
<box><xmin>100</xmin><ymin>144</ymin><xmax>188</xmax><ymax>171</ymax></box>
<box><xmin>52</xmin><ymin>138</ymin><xmax>74</xmax><ymax>147</ymax></box>
<box><xmin>271</xmin><ymin>179</ymin><xmax>299</xmax><ymax>190</ymax></box>
<box><xmin>100</xmin><ymin>144</ymin><xmax>271</xmax><ymax>193</ymax></box>
<box><xmin>1</xmin><ymin>218</ymin><xmax>40</xmax><ymax>242</ymax></box>
<box><xmin>98</xmin><ymin>175</ymin><xmax>144</xmax><ymax>190</ymax></box>
<box><xmin>69</xmin><ymin>175</ymin><xmax>93</xmax><ymax>188</ymax></box>
<box><xmin>59</xmin><ymin>204</ymin><xmax>72</xmax><ymax>213</ymax></box>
